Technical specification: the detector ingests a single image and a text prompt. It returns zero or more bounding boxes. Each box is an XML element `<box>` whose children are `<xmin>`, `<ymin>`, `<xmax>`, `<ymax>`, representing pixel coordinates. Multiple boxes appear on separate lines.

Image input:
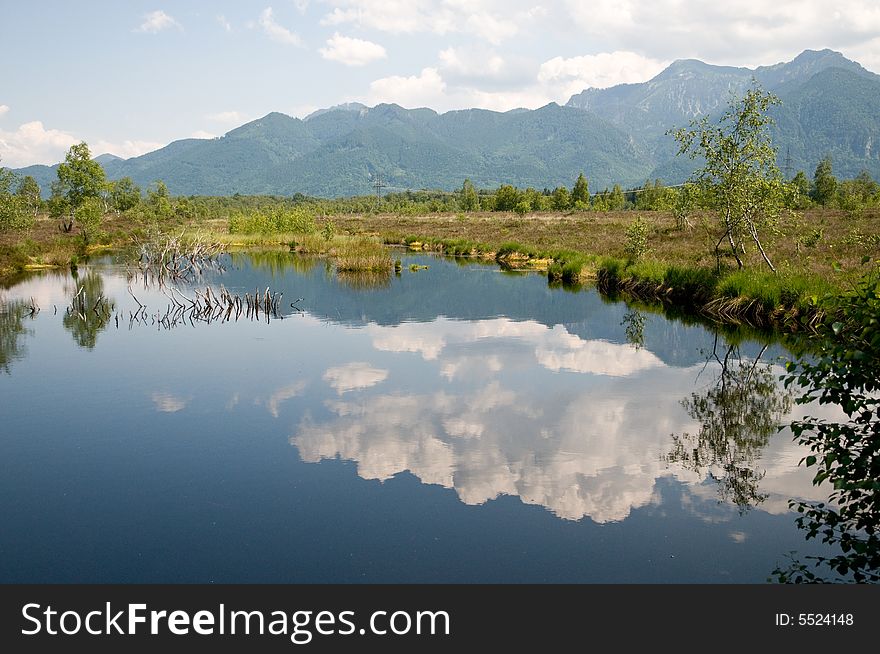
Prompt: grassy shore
<box><xmin>3</xmin><ymin>208</ymin><xmax>878</xmax><ymax>331</ymax></box>
<box><xmin>328</xmin><ymin>208</ymin><xmax>879</xmax><ymax>330</ymax></box>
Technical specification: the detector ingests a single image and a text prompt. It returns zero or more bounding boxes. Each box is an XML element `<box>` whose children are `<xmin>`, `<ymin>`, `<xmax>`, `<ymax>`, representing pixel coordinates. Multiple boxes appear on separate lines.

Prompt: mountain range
<box><xmin>13</xmin><ymin>49</ymin><xmax>880</xmax><ymax>197</ymax></box>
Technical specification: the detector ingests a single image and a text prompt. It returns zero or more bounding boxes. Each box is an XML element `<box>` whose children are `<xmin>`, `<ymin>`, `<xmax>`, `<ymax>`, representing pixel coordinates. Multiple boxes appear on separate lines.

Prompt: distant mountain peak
<box><xmin>304</xmin><ymin>102</ymin><xmax>368</xmax><ymax>120</ymax></box>
<box><xmin>93</xmin><ymin>153</ymin><xmax>123</xmax><ymax>164</ymax></box>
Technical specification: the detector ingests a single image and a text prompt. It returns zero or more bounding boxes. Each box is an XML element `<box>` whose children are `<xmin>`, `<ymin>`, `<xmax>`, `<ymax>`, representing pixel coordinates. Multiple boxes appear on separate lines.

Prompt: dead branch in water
<box><xmin>119</xmin><ymin>283</ymin><xmax>294</xmax><ymax>331</ymax></box>
<box><xmin>129</xmin><ymin>232</ymin><xmax>226</xmax><ymax>286</ymax></box>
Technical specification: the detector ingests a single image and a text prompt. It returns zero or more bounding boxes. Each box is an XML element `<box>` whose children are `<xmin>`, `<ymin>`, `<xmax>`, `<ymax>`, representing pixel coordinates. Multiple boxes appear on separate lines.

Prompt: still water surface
<box><xmin>0</xmin><ymin>251</ymin><xmax>833</xmax><ymax>582</ymax></box>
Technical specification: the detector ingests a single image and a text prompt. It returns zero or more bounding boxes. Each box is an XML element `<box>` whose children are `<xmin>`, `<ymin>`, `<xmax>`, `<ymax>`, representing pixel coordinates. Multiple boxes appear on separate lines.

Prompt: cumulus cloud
<box><xmin>292</xmin><ymin>356</ymin><xmax>824</xmax><ymax>522</ymax></box>
<box><xmin>367</xmin><ymin>317</ymin><xmax>663</xmax><ymax>377</ymax></box>
<box><xmin>538</xmin><ymin>51</ymin><xmax>669</xmax><ymax>93</ymax></box>
<box><xmin>258</xmin><ymin>7</ymin><xmax>303</xmax><ymax>45</ymax></box>
<box><xmin>320</xmin><ymin>33</ymin><xmax>387</xmax><ymax>66</ymax></box>
<box><xmin>367</xmin><ymin>67</ymin><xmax>447</xmax><ymax>110</ymax></box>
<box><xmin>217</xmin><ymin>14</ymin><xmax>232</xmax><ymax>32</ymax></box>
<box><xmin>0</xmin><ymin>118</ymin><xmax>164</xmax><ymax>167</ymax></box>
<box><xmin>323</xmin><ymin>362</ymin><xmax>389</xmax><ymax>394</ymax></box>
<box><xmin>319</xmin><ymin>0</ymin><xmax>540</xmax><ymax>43</ymax></box>
<box><xmin>0</xmin><ymin>105</ymin><xmax>9</xmax><ymax>118</ymax></box>
<box><xmin>339</xmin><ymin>1</ymin><xmax>880</xmax><ymax>113</ymax></box>
<box><xmin>561</xmin><ymin>0</ymin><xmax>880</xmax><ymax>67</ymax></box>
<box><xmin>135</xmin><ymin>10</ymin><xmax>182</xmax><ymax>33</ymax></box>
<box><xmin>363</xmin><ymin>48</ymin><xmax>667</xmax><ymax>112</ymax></box>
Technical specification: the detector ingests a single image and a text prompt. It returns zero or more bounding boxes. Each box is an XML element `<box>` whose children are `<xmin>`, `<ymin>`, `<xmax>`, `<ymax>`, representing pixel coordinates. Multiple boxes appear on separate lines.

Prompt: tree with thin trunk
<box><xmin>670</xmin><ymin>83</ymin><xmax>785</xmax><ymax>272</ymax></box>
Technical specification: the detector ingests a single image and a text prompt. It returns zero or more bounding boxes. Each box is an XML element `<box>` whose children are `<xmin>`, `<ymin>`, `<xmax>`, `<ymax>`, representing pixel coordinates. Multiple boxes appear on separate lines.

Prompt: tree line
<box><xmin>1</xmin><ymin>142</ymin><xmax>877</xmax><ymax>239</ymax></box>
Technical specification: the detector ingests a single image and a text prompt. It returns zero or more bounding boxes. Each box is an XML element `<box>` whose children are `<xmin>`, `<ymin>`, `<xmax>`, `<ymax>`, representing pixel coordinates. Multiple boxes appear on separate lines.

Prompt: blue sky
<box><xmin>1</xmin><ymin>1</ymin><xmax>878</xmax><ymax>167</ymax></box>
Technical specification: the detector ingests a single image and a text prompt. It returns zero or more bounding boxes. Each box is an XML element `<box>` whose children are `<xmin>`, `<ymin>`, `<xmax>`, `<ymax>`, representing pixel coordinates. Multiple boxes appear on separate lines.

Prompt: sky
<box><xmin>1</xmin><ymin>0</ymin><xmax>879</xmax><ymax>167</ymax></box>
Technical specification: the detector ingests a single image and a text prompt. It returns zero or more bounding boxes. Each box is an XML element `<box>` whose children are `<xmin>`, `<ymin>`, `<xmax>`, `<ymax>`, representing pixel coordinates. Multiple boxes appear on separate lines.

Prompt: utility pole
<box><xmin>372</xmin><ymin>174</ymin><xmax>386</xmax><ymax>200</ymax></box>
<box><xmin>783</xmin><ymin>146</ymin><xmax>792</xmax><ymax>180</ymax></box>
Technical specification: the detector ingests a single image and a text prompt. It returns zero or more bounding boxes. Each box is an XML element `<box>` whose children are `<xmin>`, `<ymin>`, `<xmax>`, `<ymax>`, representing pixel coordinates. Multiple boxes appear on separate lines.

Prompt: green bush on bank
<box><xmin>228</xmin><ymin>207</ymin><xmax>317</xmax><ymax>235</ymax></box>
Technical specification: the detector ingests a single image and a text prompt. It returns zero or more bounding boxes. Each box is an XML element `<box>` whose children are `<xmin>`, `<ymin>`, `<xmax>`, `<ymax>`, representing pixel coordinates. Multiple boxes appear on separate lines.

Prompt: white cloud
<box><xmin>206</xmin><ymin>110</ymin><xmax>246</xmax><ymax>124</ymax></box>
<box><xmin>319</xmin><ymin>0</ymin><xmax>539</xmax><ymax>43</ymax></box>
<box><xmin>0</xmin><ymin>118</ymin><xmax>166</xmax><ymax>167</ymax></box>
<box><xmin>561</xmin><ymin>0</ymin><xmax>880</xmax><ymax>67</ymax></box>
<box><xmin>217</xmin><ymin>14</ymin><xmax>232</xmax><ymax>32</ymax></box>
<box><xmin>538</xmin><ymin>51</ymin><xmax>669</xmax><ymax>93</ymax></box>
<box><xmin>0</xmin><ymin>121</ymin><xmax>79</xmax><ymax>167</ymax></box>
<box><xmin>151</xmin><ymin>391</ymin><xmax>190</xmax><ymax>413</ymax></box>
<box><xmin>0</xmin><ymin>105</ymin><xmax>9</xmax><ymax>118</ymax></box>
<box><xmin>189</xmin><ymin>130</ymin><xmax>218</xmax><ymax>140</ymax></box>
<box><xmin>362</xmin><ymin>45</ymin><xmax>670</xmax><ymax>113</ymax></box>
<box><xmin>91</xmin><ymin>138</ymin><xmax>164</xmax><ymax>159</ymax></box>
<box><xmin>463</xmin><ymin>11</ymin><xmax>518</xmax><ymax>45</ymax></box>
<box><xmin>320</xmin><ymin>33</ymin><xmax>387</xmax><ymax>66</ymax></box>
<box><xmin>135</xmin><ymin>10</ymin><xmax>182</xmax><ymax>34</ymax></box>
<box><xmin>285</xmin><ymin>313</ymin><xmax>832</xmax><ymax>524</ymax></box>
<box><xmin>263</xmin><ymin>380</ymin><xmax>308</xmax><ymax>417</ymax></box>
<box><xmin>367</xmin><ymin>67</ymin><xmax>447</xmax><ymax>109</ymax></box>
<box><xmin>293</xmin><ymin>0</ymin><xmax>310</xmax><ymax>13</ymax></box>
<box><xmin>258</xmin><ymin>7</ymin><xmax>303</xmax><ymax>45</ymax></box>
<box><xmin>323</xmin><ymin>362</ymin><xmax>389</xmax><ymax>394</ymax></box>
<box><xmin>440</xmin><ymin>46</ymin><xmax>506</xmax><ymax>79</ymax></box>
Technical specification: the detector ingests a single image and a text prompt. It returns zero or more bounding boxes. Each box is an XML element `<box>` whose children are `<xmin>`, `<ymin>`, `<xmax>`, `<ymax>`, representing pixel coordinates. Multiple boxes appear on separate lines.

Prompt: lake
<box><xmin>0</xmin><ymin>250</ymin><xmax>834</xmax><ymax>582</ymax></box>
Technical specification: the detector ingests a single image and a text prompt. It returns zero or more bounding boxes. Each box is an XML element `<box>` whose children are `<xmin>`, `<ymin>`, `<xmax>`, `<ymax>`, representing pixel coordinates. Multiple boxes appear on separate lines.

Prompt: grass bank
<box><xmin>3</xmin><ymin>208</ymin><xmax>878</xmax><ymax>333</ymax></box>
<box><xmin>330</xmin><ymin>208</ymin><xmax>879</xmax><ymax>331</ymax></box>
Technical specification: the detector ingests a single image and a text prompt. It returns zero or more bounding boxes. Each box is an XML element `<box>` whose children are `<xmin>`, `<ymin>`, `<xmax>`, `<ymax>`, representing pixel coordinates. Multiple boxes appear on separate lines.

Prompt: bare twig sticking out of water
<box><xmin>121</xmin><ymin>284</ymin><xmax>291</xmax><ymax>331</ymax></box>
<box><xmin>130</xmin><ymin>233</ymin><xmax>226</xmax><ymax>286</ymax></box>
<box><xmin>66</xmin><ymin>286</ymin><xmax>115</xmax><ymax>322</ymax></box>
<box><xmin>27</xmin><ymin>297</ymin><xmax>40</xmax><ymax>317</ymax></box>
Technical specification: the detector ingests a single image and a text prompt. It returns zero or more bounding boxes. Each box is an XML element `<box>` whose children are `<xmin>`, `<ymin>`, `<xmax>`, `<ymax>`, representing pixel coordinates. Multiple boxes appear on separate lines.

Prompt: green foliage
<box><xmin>789</xmin><ymin>171</ymin><xmax>813</xmax><ymax>209</ymax></box>
<box><xmin>16</xmin><ymin>175</ymin><xmax>41</xmax><ymax>218</ymax></box>
<box><xmin>812</xmin><ymin>156</ymin><xmax>837</xmax><ymax>206</ymax></box>
<box><xmin>835</xmin><ymin>170</ymin><xmax>878</xmax><ymax>215</ymax></box>
<box><xmin>110</xmin><ymin>177</ymin><xmax>141</xmax><ymax>213</ymax></box>
<box><xmin>228</xmin><ymin>207</ymin><xmax>317</xmax><ymax>235</ymax></box>
<box><xmin>494</xmin><ymin>184</ymin><xmax>520</xmax><ymax>211</ymax></box>
<box><xmin>147</xmin><ymin>180</ymin><xmax>173</xmax><ymax>220</ymax></box>
<box><xmin>458</xmin><ymin>178</ymin><xmax>479</xmax><ymax>212</ymax></box>
<box><xmin>671</xmin><ymin>83</ymin><xmax>785</xmax><ymax>271</ymax></box>
<box><xmin>1</xmin><ymin>161</ymin><xmax>33</xmax><ymax>232</ymax></box>
<box><xmin>776</xmin><ymin>269</ymin><xmax>880</xmax><ymax>583</ymax></box>
<box><xmin>322</xmin><ymin>220</ymin><xmax>335</xmax><ymax>241</ymax></box>
<box><xmin>672</xmin><ymin>182</ymin><xmax>699</xmax><ymax>229</ymax></box>
<box><xmin>56</xmin><ymin>142</ymin><xmax>106</xmax><ymax>211</ymax></box>
<box><xmin>75</xmin><ymin>197</ymin><xmax>104</xmax><ymax>244</ymax></box>
<box><xmin>513</xmin><ymin>200</ymin><xmax>530</xmax><ymax>215</ymax></box>
<box><xmin>624</xmin><ymin>215</ymin><xmax>650</xmax><ymax>261</ymax></box>
<box><xmin>635</xmin><ymin>179</ymin><xmax>676</xmax><ymax>211</ymax></box>
<box><xmin>608</xmin><ymin>184</ymin><xmax>626</xmax><ymax>210</ymax></box>
<box><xmin>571</xmin><ymin>173</ymin><xmax>589</xmax><ymax>206</ymax></box>
<box><xmin>550</xmin><ymin>186</ymin><xmax>571</xmax><ymax>210</ymax></box>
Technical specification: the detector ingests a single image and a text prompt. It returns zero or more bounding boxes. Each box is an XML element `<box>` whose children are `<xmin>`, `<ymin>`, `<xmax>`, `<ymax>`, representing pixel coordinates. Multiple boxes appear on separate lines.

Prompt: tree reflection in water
<box><xmin>0</xmin><ymin>297</ymin><xmax>33</xmax><ymax>373</ymax></box>
<box><xmin>62</xmin><ymin>271</ymin><xmax>114</xmax><ymax>350</ymax></box>
<box><xmin>775</xmin><ymin>271</ymin><xmax>880</xmax><ymax>583</ymax></box>
<box><xmin>666</xmin><ymin>336</ymin><xmax>792</xmax><ymax>511</ymax></box>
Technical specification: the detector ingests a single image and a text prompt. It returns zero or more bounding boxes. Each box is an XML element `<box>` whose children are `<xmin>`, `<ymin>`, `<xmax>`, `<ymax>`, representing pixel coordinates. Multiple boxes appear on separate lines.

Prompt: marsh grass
<box><xmin>292</xmin><ymin>234</ymin><xmax>392</xmax><ymax>272</ymax></box>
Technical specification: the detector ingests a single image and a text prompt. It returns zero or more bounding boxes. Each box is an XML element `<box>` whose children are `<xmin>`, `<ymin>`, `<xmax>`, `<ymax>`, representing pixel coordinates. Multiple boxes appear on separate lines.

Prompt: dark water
<box><xmin>0</xmin><ymin>251</ymin><xmax>835</xmax><ymax>582</ymax></box>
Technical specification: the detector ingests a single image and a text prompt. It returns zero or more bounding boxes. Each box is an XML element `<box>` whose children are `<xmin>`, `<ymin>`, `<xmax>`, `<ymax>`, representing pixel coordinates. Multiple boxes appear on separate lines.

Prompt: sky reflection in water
<box><xmin>0</xmin><ymin>253</ymin><xmax>836</xmax><ymax>582</ymax></box>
